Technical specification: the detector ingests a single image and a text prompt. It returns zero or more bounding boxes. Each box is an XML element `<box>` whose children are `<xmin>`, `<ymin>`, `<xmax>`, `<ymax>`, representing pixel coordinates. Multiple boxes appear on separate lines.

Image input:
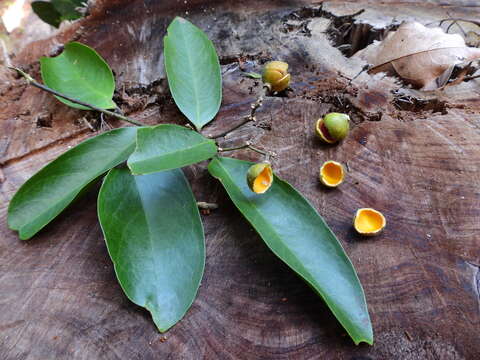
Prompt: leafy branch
<box><xmin>6</xmin><ymin>17</ymin><xmax>373</xmax><ymax>345</ymax></box>
<box><xmin>9</xmin><ymin>66</ymin><xmax>146</xmax><ymax>127</ymax></box>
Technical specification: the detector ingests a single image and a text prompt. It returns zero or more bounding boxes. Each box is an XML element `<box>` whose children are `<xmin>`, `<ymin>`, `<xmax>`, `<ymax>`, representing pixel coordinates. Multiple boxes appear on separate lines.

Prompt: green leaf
<box><xmin>8</xmin><ymin>128</ymin><xmax>137</xmax><ymax>240</ymax></box>
<box><xmin>127</xmin><ymin>124</ymin><xmax>217</xmax><ymax>175</ymax></box>
<box><xmin>31</xmin><ymin>1</ymin><xmax>62</xmax><ymax>28</ymax></box>
<box><xmin>98</xmin><ymin>167</ymin><xmax>205</xmax><ymax>332</ymax></box>
<box><xmin>208</xmin><ymin>157</ymin><xmax>373</xmax><ymax>345</ymax></box>
<box><xmin>40</xmin><ymin>42</ymin><xmax>116</xmax><ymax>110</ymax></box>
<box><xmin>164</xmin><ymin>17</ymin><xmax>222</xmax><ymax>130</ymax></box>
<box><xmin>242</xmin><ymin>71</ymin><xmax>262</xmax><ymax>79</ymax></box>
<box><xmin>52</xmin><ymin>0</ymin><xmax>84</xmax><ymax>21</ymax></box>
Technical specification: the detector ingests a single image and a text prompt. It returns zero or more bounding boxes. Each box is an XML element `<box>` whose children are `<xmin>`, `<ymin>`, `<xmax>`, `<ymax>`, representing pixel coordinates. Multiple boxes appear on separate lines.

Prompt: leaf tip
<box><xmin>147</xmin><ymin>304</ymin><xmax>174</xmax><ymax>333</ymax></box>
<box><xmin>168</xmin><ymin>16</ymin><xmax>186</xmax><ymax>31</ymax></box>
<box><xmin>18</xmin><ymin>229</ymin><xmax>33</xmax><ymax>241</ymax></box>
<box><xmin>351</xmin><ymin>325</ymin><xmax>374</xmax><ymax>346</ymax></box>
<box><xmin>174</xmin><ymin>16</ymin><xmax>187</xmax><ymax>23</ymax></box>
<box><xmin>354</xmin><ymin>337</ymin><xmax>374</xmax><ymax>346</ymax></box>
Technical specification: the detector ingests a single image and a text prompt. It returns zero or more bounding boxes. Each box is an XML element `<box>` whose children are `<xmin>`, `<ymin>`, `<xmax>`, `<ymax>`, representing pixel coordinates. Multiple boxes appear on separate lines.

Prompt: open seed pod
<box><xmin>353</xmin><ymin>208</ymin><xmax>386</xmax><ymax>236</ymax></box>
<box><xmin>315</xmin><ymin>113</ymin><xmax>350</xmax><ymax>144</ymax></box>
<box><xmin>319</xmin><ymin>161</ymin><xmax>344</xmax><ymax>188</ymax></box>
<box><xmin>262</xmin><ymin>61</ymin><xmax>291</xmax><ymax>92</ymax></box>
<box><xmin>247</xmin><ymin>162</ymin><xmax>273</xmax><ymax>194</ymax></box>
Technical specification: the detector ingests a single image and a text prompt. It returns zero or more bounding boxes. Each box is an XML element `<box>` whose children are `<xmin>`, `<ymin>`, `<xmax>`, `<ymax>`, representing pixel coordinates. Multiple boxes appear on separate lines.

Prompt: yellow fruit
<box><xmin>315</xmin><ymin>113</ymin><xmax>350</xmax><ymax>144</ymax></box>
<box><xmin>262</xmin><ymin>61</ymin><xmax>291</xmax><ymax>92</ymax></box>
<box><xmin>353</xmin><ymin>208</ymin><xmax>386</xmax><ymax>236</ymax></box>
<box><xmin>319</xmin><ymin>161</ymin><xmax>344</xmax><ymax>187</ymax></box>
<box><xmin>247</xmin><ymin>163</ymin><xmax>273</xmax><ymax>194</ymax></box>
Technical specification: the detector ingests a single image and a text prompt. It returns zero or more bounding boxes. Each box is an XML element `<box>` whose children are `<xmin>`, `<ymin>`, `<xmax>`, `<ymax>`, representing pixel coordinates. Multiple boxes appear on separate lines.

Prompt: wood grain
<box><xmin>1</xmin><ymin>0</ymin><xmax>479</xmax><ymax>359</ymax></box>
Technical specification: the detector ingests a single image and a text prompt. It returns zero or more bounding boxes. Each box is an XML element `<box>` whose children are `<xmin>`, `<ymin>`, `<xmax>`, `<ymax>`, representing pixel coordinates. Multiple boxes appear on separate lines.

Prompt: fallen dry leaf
<box><xmin>466</xmin><ymin>31</ymin><xmax>480</xmax><ymax>48</ymax></box>
<box><xmin>355</xmin><ymin>21</ymin><xmax>480</xmax><ymax>90</ymax></box>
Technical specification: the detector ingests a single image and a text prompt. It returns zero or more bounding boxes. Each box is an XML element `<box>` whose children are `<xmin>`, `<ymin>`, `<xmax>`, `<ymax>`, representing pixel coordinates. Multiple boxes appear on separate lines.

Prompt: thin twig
<box><xmin>349</xmin><ymin>64</ymin><xmax>370</xmax><ymax>84</ymax></box>
<box><xmin>207</xmin><ymin>86</ymin><xmax>268</xmax><ymax>139</ymax></box>
<box><xmin>218</xmin><ymin>143</ymin><xmax>250</xmax><ymax>152</ymax></box>
<box><xmin>8</xmin><ymin>66</ymin><xmax>146</xmax><ymax>127</ymax></box>
<box><xmin>218</xmin><ymin>141</ymin><xmax>275</xmax><ymax>157</ymax></box>
<box><xmin>81</xmin><ymin>117</ymin><xmax>96</xmax><ymax>132</ymax></box>
<box><xmin>249</xmin><ymin>144</ymin><xmax>276</xmax><ymax>158</ymax></box>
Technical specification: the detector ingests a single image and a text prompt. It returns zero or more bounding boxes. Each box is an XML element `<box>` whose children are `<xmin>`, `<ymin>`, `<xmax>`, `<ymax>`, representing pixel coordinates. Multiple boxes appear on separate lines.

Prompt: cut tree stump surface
<box><xmin>1</xmin><ymin>1</ymin><xmax>479</xmax><ymax>359</ymax></box>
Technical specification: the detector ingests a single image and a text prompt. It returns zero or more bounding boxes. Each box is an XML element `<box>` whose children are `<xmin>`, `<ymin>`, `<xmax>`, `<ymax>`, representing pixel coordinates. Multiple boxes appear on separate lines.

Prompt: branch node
<box><xmin>207</xmin><ymin>86</ymin><xmax>267</xmax><ymax>139</ymax></box>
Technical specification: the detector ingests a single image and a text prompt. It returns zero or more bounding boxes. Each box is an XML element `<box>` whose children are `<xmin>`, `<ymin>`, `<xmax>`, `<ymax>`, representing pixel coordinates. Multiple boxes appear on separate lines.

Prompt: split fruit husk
<box><xmin>353</xmin><ymin>208</ymin><xmax>386</xmax><ymax>236</ymax></box>
<box><xmin>315</xmin><ymin>113</ymin><xmax>350</xmax><ymax>144</ymax></box>
<box><xmin>247</xmin><ymin>162</ymin><xmax>273</xmax><ymax>194</ymax></box>
<box><xmin>262</xmin><ymin>61</ymin><xmax>291</xmax><ymax>92</ymax></box>
<box><xmin>319</xmin><ymin>161</ymin><xmax>345</xmax><ymax>188</ymax></box>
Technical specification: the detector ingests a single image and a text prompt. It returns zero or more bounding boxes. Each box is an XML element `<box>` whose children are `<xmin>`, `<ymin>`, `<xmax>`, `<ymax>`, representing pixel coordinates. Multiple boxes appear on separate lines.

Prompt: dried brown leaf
<box><xmin>355</xmin><ymin>22</ymin><xmax>480</xmax><ymax>90</ymax></box>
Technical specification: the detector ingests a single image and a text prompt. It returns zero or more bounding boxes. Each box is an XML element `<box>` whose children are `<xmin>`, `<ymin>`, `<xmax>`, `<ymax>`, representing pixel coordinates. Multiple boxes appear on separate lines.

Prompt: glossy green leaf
<box><xmin>98</xmin><ymin>167</ymin><xmax>205</xmax><ymax>332</ymax></box>
<box><xmin>208</xmin><ymin>157</ymin><xmax>373</xmax><ymax>345</ymax></box>
<box><xmin>164</xmin><ymin>17</ymin><xmax>222</xmax><ymax>130</ymax></box>
<box><xmin>31</xmin><ymin>1</ymin><xmax>62</xmax><ymax>28</ymax></box>
<box><xmin>127</xmin><ymin>124</ymin><xmax>217</xmax><ymax>175</ymax></box>
<box><xmin>40</xmin><ymin>42</ymin><xmax>116</xmax><ymax>110</ymax></box>
<box><xmin>52</xmin><ymin>0</ymin><xmax>84</xmax><ymax>21</ymax></box>
<box><xmin>8</xmin><ymin>128</ymin><xmax>137</xmax><ymax>240</ymax></box>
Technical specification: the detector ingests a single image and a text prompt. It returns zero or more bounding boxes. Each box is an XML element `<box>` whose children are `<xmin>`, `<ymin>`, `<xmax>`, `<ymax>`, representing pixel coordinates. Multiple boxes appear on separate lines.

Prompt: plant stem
<box><xmin>218</xmin><ymin>141</ymin><xmax>274</xmax><ymax>157</ymax></box>
<box><xmin>9</xmin><ymin>66</ymin><xmax>146</xmax><ymax>127</ymax></box>
<box><xmin>207</xmin><ymin>86</ymin><xmax>268</xmax><ymax>139</ymax></box>
<box><xmin>218</xmin><ymin>144</ymin><xmax>250</xmax><ymax>152</ymax></box>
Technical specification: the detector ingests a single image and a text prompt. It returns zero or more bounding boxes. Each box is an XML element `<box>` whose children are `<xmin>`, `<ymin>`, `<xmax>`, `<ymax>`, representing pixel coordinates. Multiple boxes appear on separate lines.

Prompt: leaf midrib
<box><xmin>130</xmin><ymin>138</ymin><xmax>215</xmax><ymax>171</ymax></box>
<box><xmin>177</xmin><ymin>22</ymin><xmax>202</xmax><ymax>125</ymax></box>
<box><xmin>133</xmin><ymin>175</ymin><xmax>162</xmax><ymax>315</ymax></box>
<box><xmin>373</xmin><ymin>46</ymin><xmax>479</xmax><ymax>71</ymax></box>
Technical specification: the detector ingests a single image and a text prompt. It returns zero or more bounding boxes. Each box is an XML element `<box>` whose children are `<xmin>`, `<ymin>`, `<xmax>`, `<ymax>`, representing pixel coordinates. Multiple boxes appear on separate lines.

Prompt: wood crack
<box><xmin>466</xmin><ymin>261</ymin><xmax>480</xmax><ymax>304</ymax></box>
<box><xmin>0</xmin><ymin>128</ymin><xmax>92</xmax><ymax>168</ymax></box>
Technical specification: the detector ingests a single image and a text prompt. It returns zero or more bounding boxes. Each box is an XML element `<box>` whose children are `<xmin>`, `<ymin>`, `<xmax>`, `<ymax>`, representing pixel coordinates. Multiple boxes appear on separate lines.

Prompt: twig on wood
<box><xmin>8</xmin><ymin>66</ymin><xmax>146</xmax><ymax>127</ymax></box>
<box><xmin>218</xmin><ymin>141</ymin><xmax>276</xmax><ymax>158</ymax></box>
<box><xmin>404</xmin><ymin>330</ymin><xmax>413</xmax><ymax>342</ymax></box>
<box><xmin>207</xmin><ymin>86</ymin><xmax>268</xmax><ymax>139</ymax></box>
<box><xmin>348</xmin><ymin>64</ymin><xmax>370</xmax><ymax>84</ymax></box>
<box><xmin>81</xmin><ymin>117</ymin><xmax>96</xmax><ymax>132</ymax></box>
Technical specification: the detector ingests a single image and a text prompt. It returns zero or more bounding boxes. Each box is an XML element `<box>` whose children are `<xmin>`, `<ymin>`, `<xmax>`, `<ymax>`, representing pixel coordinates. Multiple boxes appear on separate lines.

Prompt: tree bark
<box><xmin>1</xmin><ymin>0</ymin><xmax>479</xmax><ymax>359</ymax></box>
